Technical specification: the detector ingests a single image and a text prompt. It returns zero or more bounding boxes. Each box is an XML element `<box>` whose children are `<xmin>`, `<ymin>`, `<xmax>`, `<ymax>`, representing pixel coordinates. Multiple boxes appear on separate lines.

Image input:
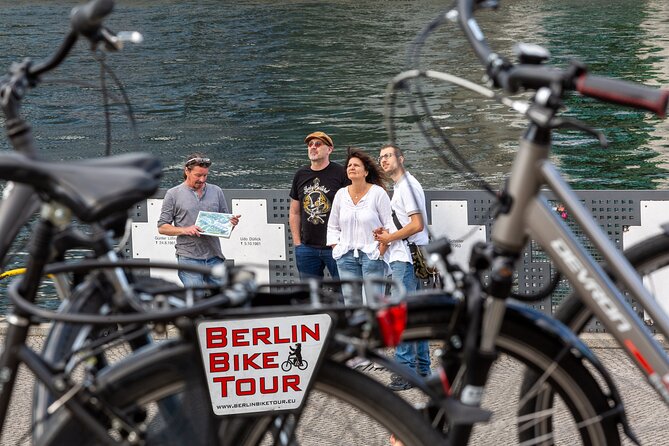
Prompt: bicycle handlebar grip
<box><xmin>576</xmin><ymin>74</ymin><xmax>669</xmax><ymax>118</ymax></box>
<box><xmin>70</xmin><ymin>0</ymin><xmax>114</xmax><ymax>37</ymax></box>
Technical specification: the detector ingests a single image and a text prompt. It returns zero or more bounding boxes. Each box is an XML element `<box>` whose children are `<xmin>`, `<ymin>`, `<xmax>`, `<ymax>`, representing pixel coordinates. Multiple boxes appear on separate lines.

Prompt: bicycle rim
<box><xmin>494</xmin><ymin>335</ymin><xmax>616</xmax><ymax>445</ymax></box>
<box><xmin>232</xmin><ymin>360</ymin><xmax>444</xmax><ymax>446</ymax></box>
<box><xmin>402</xmin><ymin>295</ymin><xmax>620</xmax><ymax>445</ymax></box>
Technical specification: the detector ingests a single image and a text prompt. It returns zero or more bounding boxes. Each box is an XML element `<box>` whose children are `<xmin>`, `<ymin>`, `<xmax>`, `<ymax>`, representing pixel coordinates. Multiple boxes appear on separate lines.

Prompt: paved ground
<box><xmin>354</xmin><ymin>334</ymin><xmax>669</xmax><ymax>445</ymax></box>
<box><xmin>1</xmin><ymin>328</ymin><xmax>668</xmax><ymax>445</ymax></box>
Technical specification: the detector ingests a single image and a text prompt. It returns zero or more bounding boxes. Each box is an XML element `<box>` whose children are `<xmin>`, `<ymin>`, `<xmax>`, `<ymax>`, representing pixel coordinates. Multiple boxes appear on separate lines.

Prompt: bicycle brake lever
<box><xmin>551</xmin><ymin>116</ymin><xmax>609</xmax><ymax>148</ymax></box>
<box><xmin>526</xmin><ymin>102</ymin><xmax>608</xmax><ymax>148</ymax></box>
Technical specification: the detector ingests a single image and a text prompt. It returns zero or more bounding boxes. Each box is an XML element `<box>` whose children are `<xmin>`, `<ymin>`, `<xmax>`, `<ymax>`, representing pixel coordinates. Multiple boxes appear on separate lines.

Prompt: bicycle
<box><xmin>281</xmin><ymin>350</ymin><xmax>308</xmax><ymax>372</ymax></box>
<box><xmin>6</xmin><ymin>0</ymin><xmax>667</xmax><ymax>444</ymax></box>
<box><xmin>24</xmin><ymin>2</ymin><xmax>669</xmax><ymax>445</ymax></box>
<box><xmin>0</xmin><ymin>2</ymin><xmax>447</xmax><ymax>445</ymax></box>
<box><xmin>377</xmin><ymin>0</ymin><xmax>669</xmax><ymax>443</ymax></box>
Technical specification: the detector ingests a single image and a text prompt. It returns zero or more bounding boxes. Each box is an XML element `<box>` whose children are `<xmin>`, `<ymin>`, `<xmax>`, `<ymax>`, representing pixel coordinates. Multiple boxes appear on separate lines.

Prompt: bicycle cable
<box><xmin>92</xmin><ymin>50</ymin><xmax>139</xmax><ymax>156</ymax></box>
<box><xmin>405</xmin><ymin>3</ymin><xmax>497</xmax><ymax>196</ymax></box>
<box><xmin>98</xmin><ymin>52</ymin><xmax>112</xmax><ymax>157</ymax></box>
<box><xmin>387</xmin><ymin>6</ymin><xmax>568</xmax><ymax>300</ymax></box>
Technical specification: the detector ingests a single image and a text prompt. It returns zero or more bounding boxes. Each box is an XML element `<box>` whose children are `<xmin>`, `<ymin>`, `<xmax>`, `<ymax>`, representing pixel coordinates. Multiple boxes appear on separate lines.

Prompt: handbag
<box><xmin>407</xmin><ymin>242</ymin><xmax>437</xmax><ymax>279</ymax></box>
<box><xmin>391</xmin><ymin>211</ymin><xmax>438</xmax><ymax>280</ymax></box>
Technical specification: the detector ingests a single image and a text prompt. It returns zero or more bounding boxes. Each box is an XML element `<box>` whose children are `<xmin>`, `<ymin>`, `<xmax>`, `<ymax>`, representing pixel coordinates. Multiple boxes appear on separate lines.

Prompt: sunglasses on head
<box><xmin>185</xmin><ymin>157</ymin><xmax>211</xmax><ymax>168</ymax></box>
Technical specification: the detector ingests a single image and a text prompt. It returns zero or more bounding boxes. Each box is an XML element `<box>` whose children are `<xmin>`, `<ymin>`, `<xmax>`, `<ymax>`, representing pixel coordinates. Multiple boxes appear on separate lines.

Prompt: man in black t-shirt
<box><xmin>289</xmin><ymin>131</ymin><xmax>348</xmax><ymax>280</ymax></box>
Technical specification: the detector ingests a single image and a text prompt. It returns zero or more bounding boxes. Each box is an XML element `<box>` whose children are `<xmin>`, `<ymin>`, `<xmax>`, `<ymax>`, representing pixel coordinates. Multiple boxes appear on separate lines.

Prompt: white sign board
<box><xmin>197</xmin><ymin>314</ymin><xmax>332</xmax><ymax>415</ymax></box>
<box><xmin>220</xmin><ymin>199</ymin><xmax>286</xmax><ymax>283</ymax></box>
<box><xmin>131</xmin><ymin>199</ymin><xmax>179</xmax><ymax>283</ymax></box>
<box><xmin>131</xmin><ymin>198</ymin><xmax>286</xmax><ymax>284</ymax></box>
<box><xmin>429</xmin><ymin>200</ymin><xmax>486</xmax><ymax>270</ymax></box>
<box><xmin>623</xmin><ymin>201</ymin><xmax>669</xmax><ymax>248</ymax></box>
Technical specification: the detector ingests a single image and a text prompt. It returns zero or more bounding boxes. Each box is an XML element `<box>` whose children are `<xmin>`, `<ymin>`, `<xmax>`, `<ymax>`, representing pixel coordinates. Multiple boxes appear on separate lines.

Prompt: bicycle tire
<box><xmin>402</xmin><ymin>293</ymin><xmax>621</xmax><ymax>445</ymax></box>
<box><xmin>34</xmin><ymin>341</ymin><xmax>226</xmax><ymax>446</ymax></box>
<box><xmin>37</xmin><ymin>342</ymin><xmax>445</xmax><ymax>446</ymax></box>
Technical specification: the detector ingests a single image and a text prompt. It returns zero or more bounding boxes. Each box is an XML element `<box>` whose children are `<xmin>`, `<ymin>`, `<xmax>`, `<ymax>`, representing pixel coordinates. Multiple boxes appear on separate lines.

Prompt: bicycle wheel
<box><xmin>296</xmin><ymin>359</ymin><xmax>308</xmax><ymax>370</ymax></box>
<box><xmin>32</xmin><ymin>275</ymin><xmax>167</xmax><ymax>442</ymax></box>
<box><xmin>33</xmin><ymin>277</ymin><xmax>113</xmax><ymax>439</ymax></box>
<box><xmin>280</xmin><ymin>360</ymin><xmax>291</xmax><ymax>372</ymax></box>
<box><xmin>515</xmin><ymin>232</ymin><xmax>669</xmax><ymax>445</ymax></box>
<box><xmin>403</xmin><ymin>293</ymin><xmax>621</xmax><ymax>445</ymax></box>
<box><xmin>37</xmin><ymin>341</ymin><xmax>445</xmax><ymax>446</ymax></box>
<box><xmin>34</xmin><ymin>341</ymin><xmax>227</xmax><ymax>446</ymax></box>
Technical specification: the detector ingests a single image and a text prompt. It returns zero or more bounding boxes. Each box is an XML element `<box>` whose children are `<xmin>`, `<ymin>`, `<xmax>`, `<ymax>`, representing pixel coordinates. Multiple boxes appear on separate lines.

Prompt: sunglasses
<box><xmin>307</xmin><ymin>140</ymin><xmax>327</xmax><ymax>148</ymax></box>
<box><xmin>185</xmin><ymin>157</ymin><xmax>211</xmax><ymax>168</ymax></box>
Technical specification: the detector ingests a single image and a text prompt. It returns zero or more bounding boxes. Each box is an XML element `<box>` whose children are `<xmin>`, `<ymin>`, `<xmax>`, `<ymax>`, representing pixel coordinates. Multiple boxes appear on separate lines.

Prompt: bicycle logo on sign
<box><xmin>281</xmin><ymin>343</ymin><xmax>308</xmax><ymax>371</ymax></box>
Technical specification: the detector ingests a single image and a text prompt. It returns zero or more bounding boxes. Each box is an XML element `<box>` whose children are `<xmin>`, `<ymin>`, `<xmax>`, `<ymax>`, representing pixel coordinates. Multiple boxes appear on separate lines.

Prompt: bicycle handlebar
<box><xmin>70</xmin><ymin>0</ymin><xmax>114</xmax><ymax>37</ymax></box>
<box><xmin>0</xmin><ymin>0</ymin><xmax>118</xmax><ymax>266</ymax></box>
<box><xmin>29</xmin><ymin>0</ymin><xmax>115</xmax><ymax>77</ymax></box>
<box><xmin>456</xmin><ymin>0</ymin><xmax>669</xmax><ymax>117</ymax></box>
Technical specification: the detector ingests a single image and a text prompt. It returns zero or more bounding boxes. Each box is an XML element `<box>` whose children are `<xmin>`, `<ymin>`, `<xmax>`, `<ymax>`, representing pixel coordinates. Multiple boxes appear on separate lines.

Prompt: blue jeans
<box><xmin>389</xmin><ymin>260</ymin><xmax>417</xmax><ymax>300</ymax></box>
<box><xmin>336</xmin><ymin>250</ymin><xmax>386</xmax><ymax>304</ymax></box>
<box><xmin>177</xmin><ymin>255</ymin><xmax>224</xmax><ymax>289</ymax></box>
<box><xmin>295</xmin><ymin>244</ymin><xmax>339</xmax><ymax>280</ymax></box>
<box><xmin>391</xmin><ymin>260</ymin><xmax>431</xmax><ymax>376</ymax></box>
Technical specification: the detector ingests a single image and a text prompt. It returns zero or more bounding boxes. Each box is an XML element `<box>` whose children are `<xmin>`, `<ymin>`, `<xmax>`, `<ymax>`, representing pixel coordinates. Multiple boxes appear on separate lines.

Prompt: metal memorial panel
<box><xmin>130</xmin><ymin>189</ymin><xmax>669</xmax><ymax>333</ymax></box>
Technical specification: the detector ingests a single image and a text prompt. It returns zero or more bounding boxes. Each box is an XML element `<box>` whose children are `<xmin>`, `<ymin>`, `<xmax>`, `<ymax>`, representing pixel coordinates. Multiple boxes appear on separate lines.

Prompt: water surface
<box><xmin>0</xmin><ymin>0</ymin><xmax>666</xmax><ymax>191</ymax></box>
<box><xmin>0</xmin><ymin>0</ymin><xmax>667</xmax><ymax>310</ymax></box>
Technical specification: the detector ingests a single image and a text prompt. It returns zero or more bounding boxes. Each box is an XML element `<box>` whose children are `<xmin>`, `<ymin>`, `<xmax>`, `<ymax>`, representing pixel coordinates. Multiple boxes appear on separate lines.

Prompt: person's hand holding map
<box><xmin>194</xmin><ymin>212</ymin><xmax>241</xmax><ymax>238</ymax></box>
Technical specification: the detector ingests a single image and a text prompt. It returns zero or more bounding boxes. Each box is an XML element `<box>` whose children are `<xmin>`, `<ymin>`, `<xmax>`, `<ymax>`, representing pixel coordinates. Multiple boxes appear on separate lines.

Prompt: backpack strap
<box><xmin>391</xmin><ymin>210</ymin><xmax>409</xmax><ymax>242</ymax></box>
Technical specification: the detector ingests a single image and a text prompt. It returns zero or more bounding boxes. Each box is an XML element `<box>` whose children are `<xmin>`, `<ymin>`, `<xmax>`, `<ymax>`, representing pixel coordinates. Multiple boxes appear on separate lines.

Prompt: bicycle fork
<box><xmin>449</xmin><ymin>250</ymin><xmax>514</xmax><ymax>444</ymax></box>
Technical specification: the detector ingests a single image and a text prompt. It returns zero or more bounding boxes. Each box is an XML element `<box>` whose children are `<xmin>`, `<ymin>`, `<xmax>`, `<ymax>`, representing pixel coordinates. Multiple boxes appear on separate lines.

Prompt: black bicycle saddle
<box><xmin>0</xmin><ymin>152</ymin><xmax>162</xmax><ymax>222</ymax></box>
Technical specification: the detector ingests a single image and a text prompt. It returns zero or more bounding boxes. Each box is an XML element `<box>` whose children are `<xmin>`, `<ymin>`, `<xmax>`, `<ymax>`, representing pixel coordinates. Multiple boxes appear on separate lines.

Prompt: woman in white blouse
<box><xmin>327</xmin><ymin>148</ymin><xmax>393</xmax><ymax>303</ymax></box>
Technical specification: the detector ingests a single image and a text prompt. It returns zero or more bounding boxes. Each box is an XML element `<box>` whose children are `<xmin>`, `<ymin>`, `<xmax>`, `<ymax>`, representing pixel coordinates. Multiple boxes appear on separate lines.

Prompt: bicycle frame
<box><xmin>0</xmin><ymin>223</ymin><xmax>232</xmax><ymax>444</ymax></box>
<box><xmin>488</xmin><ymin>124</ymin><xmax>669</xmax><ymax>403</ymax></box>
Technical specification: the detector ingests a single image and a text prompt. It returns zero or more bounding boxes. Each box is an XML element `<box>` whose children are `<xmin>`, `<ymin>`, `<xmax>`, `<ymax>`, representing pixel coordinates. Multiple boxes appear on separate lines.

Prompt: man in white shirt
<box><xmin>374</xmin><ymin>144</ymin><xmax>431</xmax><ymax>391</ymax></box>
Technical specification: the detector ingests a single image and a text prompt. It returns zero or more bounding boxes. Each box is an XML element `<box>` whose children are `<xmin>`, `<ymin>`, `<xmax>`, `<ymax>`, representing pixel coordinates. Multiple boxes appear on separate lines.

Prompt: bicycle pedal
<box><xmin>441</xmin><ymin>398</ymin><xmax>492</xmax><ymax>425</ymax></box>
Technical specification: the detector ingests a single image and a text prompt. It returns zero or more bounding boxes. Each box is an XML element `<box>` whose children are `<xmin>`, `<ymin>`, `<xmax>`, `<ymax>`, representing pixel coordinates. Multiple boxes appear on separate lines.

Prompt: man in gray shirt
<box><xmin>158</xmin><ymin>152</ymin><xmax>240</xmax><ymax>288</ymax></box>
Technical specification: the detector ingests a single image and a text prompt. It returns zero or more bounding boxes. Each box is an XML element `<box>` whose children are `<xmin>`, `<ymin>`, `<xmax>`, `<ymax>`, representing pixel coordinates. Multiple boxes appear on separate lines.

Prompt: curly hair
<box><xmin>345</xmin><ymin>147</ymin><xmax>388</xmax><ymax>191</ymax></box>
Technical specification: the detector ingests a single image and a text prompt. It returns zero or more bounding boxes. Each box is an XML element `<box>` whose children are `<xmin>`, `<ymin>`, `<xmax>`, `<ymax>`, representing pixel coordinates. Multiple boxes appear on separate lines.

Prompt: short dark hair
<box><xmin>380</xmin><ymin>144</ymin><xmax>403</xmax><ymax>157</ymax></box>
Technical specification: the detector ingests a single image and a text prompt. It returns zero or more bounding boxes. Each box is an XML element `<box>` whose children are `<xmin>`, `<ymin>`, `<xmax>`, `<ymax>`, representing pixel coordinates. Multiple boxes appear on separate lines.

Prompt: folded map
<box><xmin>195</xmin><ymin>211</ymin><xmax>234</xmax><ymax>238</ymax></box>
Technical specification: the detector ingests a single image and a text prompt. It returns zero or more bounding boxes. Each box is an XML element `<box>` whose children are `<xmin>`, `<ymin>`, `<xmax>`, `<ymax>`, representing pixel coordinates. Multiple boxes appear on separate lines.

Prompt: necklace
<box><xmin>351</xmin><ymin>185</ymin><xmax>368</xmax><ymax>201</ymax></box>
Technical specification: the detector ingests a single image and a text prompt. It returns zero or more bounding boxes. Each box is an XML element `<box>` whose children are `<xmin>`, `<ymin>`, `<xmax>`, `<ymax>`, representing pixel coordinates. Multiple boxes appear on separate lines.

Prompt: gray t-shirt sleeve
<box><xmin>157</xmin><ymin>189</ymin><xmax>176</xmax><ymax>227</ymax></box>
